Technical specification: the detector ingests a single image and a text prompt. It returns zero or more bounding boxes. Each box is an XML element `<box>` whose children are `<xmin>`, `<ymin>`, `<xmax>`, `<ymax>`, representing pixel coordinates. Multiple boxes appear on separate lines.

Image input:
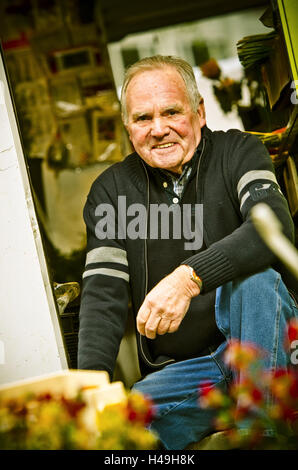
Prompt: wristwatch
<box><xmin>188</xmin><ymin>266</ymin><xmax>203</xmax><ymax>290</ymax></box>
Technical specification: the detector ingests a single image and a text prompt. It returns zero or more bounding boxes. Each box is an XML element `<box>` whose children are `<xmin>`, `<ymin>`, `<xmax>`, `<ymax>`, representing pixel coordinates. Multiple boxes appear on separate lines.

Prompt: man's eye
<box><xmin>137</xmin><ymin>115</ymin><xmax>150</xmax><ymax>121</ymax></box>
<box><xmin>167</xmin><ymin>109</ymin><xmax>179</xmax><ymax>116</ymax></box>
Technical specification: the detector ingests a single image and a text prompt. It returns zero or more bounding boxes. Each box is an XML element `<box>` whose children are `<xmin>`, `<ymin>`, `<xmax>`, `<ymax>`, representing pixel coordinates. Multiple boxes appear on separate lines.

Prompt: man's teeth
<box><xmin>155</xmin><ymin>143</ymin><xmax>175</xmax><ymax>149</ymax></box>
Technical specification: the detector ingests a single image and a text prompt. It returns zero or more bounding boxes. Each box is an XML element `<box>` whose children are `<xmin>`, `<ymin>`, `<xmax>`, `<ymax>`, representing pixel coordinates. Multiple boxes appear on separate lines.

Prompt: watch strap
<box><xmin>188</xmin><ymin>266</ymin><xmax>203</xmax><ymax>290</ymax></box>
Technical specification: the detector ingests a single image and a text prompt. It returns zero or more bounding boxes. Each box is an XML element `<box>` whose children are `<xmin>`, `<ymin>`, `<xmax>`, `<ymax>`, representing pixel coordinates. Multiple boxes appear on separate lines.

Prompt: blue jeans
<box><xmin>132</xmin><ymin>268</ymin><xmax>298</xmax><ymax>450</ymax></box>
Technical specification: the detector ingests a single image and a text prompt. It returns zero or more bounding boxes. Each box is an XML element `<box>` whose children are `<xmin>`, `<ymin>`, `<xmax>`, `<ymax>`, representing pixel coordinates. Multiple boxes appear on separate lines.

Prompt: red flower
<box><xmin>200</xmin><ymin>381</ymin><xmax>213</xmax><ymax>396</ymax></box>
<box><xmin>143</xmin><ymin>407</ymin><xmax>155</xmax><ymax>426</ymax></box>
<box><xmin>36</xmin><ymin>393</ymin><xmax>52</xmax><ymax>401</ymax></box>
<box><xmin>251</xmin><ymin>387</ymin><xmax>263</xmax><ymax>403</ymax></box>
<box><xmin>289</xmin><ymin>377</ymin><xmax>298</xmax><ymax>399</ymax></box>
<box><xmin>230</xmin><ymin>378</ymin><xmax>263</xmax><ymax>411</ymax></box>
<box><xmin>60</xmin><ymin>395</ymin><xmax>85</xmax><ymax>418</ymax></box>
<box><xmin>288</xmin><ymin>319</ymin><xmax>298</xmax><ymax>342</ymax></box>
<box><xmin>125</xmin><ymin>393</ymin><xmax>155</xmax><ymax>426</ymax></box>
<box><xmin>127</xmin><ymin>408</ymin><xmax>138</xmax><ymax>422</ymax></box>
<box><xmin>199</xmin><ymin>381</ymin><xmax>227</xmax><ymax>408</ymax></box>
<box><xmin>268</xmin><ymin>368</ymin><xmax>298</xmax><ymax>428</ymax></box>
<box><xmin>272</xmin><ymin>369</ymin><xmax>288</xmax><ymax>379</ymax></box>
<box><xmin>284</xmin><ymin>318</ymin><xmax>298</xmax><ymax>350</ymax></box>
<box><xmin>281</xmin><ymin>407</ymin><xmax>297</xmax><ymax>422</ymax></box>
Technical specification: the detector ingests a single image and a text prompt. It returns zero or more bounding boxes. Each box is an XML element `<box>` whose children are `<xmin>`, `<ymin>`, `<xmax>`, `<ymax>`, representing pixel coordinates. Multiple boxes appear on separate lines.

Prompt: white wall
<box><xmin>0</xmin><ymin>52</ymin><xmax>68</xmax><ymax>384</ymax></box>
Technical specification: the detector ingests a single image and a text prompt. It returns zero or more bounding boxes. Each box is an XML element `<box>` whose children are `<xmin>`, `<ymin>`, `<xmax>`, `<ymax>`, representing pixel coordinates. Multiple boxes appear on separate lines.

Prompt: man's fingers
<box><xmin>144</xmin><ymin>313</ymin><xmax>162</xmax><ymax>339</ymax></box>
<box><xmin>156</xmin><ymin>317</ymin><xmax>172</xmax><ymax>336</ymax></box>
<box><xmin>138</xmin><ymin>304</ymin><xmax>173</xmax><ymax>339</ymax></box>
<box><xmin>168</xmin><ymin>320</ymin><xmax>180</xmax><ymax>334</ymax></box>
<box><xmin>137</xmin><ymin>307</ymin><xmax>151</xmax><ymax>335</ymax></box>
<box><xmin>139</xmin><ymin>310</ymin><xmax>177</xmax><ymax>339</ymax></box>
<box><xmin>144</xmin><ymin>314</ymin><xmax>180</xmax><ymax>338</ymax></box>
<box><xmin>138</xmin><ymin>303</ymin><xmax>184</xmax><ymax>338</ymax></box>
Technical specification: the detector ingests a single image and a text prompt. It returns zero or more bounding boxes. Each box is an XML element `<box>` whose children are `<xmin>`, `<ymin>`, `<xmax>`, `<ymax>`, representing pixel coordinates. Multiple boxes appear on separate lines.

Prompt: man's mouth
<box><xmin>153</xmin><ymin>142</ymin><xmax>176</xmax><ymax>149</ymax></box>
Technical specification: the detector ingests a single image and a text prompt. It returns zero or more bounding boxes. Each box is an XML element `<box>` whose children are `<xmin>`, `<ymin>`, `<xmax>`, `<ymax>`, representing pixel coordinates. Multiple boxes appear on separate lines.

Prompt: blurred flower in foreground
<box><xmin>0</xmin><ymin>390</ymin><xmax>158</xmax><ymax>450</ymax></box>
<box><xmin>125</xmin><ymin>391</ymin><xmax>155</xmax><ymax>426</ymax></box>
<box><xmin>284</xmin><ymin>317</ymin><xmax>298</xmax><ymax>351</ymax></box>
<box><xmin>96</xmin><ymin>392</ymin><xmax>157</xmax><ymax>450</ymax></box>
<box><xmin>230</xmin><ymin>378</ymin><xmax>263</xmax><ymax>409</ymax></box>
<box><xmin>198</xmin><ymin>326</ymin><xmax>298</xmax><ymax>449</ymax></box>
<box><xmin>223</xmin><ymin>339</ymin><xmax>263</xmax><ymax>371</ymax></box>
<box><xmin>0</xmin><ymin>392</ymin><xmax>90</xmax><ymax>450</ymax></box>
<box><xmin>200</xmin><ymin>382</ymin><xmax>229</xmax><ymax>409</ymax></box>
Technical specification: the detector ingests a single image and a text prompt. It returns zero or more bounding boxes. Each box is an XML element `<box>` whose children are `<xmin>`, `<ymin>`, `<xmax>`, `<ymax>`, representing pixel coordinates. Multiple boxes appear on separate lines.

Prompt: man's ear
<box><xmin>197</xmin><ymin>99</ymin><xmax>206</xmax><ymax>127</ymax></box>
<box><xmin>123</xmin><ymin>122</ymin><xmax>135</xmax><ymax>150</ymax></box>
<box><xmin>123</xmin><ymin>119</ymin><xmax>132</xmax><ymax>141</ymax></box>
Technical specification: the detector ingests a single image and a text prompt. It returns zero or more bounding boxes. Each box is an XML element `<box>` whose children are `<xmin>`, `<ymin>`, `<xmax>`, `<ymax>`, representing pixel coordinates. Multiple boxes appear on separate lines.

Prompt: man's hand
<box><xmin>136</xmin><ymin>265</ymin><xmax>201</xmax><ymax>339</ymax></box>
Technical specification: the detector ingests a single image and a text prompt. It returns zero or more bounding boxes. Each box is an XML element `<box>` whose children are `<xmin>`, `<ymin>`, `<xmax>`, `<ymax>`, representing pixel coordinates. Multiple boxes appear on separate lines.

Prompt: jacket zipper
<box><xmin>195</xmin><ymin>137</ymin><xmax>211</xmax><ymax>249</ymax></box>
<box><xmin>195</xmin><ymin>138</ymin><xmax>205</xmax><ymax>197</ymax></box>
<box><xmin>137</xmin><ymin>161</ymin><xmax>174</xmax><ymax>369</ymax></box>
<box><xmin>137</xmin><ymin>138</ymin><xmax>206</xmax><ymax>369</ymax></box>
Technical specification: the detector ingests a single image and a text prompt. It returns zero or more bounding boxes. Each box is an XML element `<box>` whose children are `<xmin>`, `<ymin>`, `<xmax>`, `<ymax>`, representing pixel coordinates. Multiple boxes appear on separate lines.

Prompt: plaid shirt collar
<box><xmin>160</xmin><ymin>162</ymin><xmax>193</xmax><ymax>198</ymax></box>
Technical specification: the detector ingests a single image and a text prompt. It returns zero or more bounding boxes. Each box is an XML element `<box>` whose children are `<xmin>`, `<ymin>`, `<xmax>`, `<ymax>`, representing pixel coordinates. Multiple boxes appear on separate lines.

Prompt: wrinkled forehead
<box><xmin>126</xmin><ymin>65</ymin><xmax>186</xmax><ymax>91</ymax></box>
<box><xmin>125</xmin><ymin>66</ymin><xmax>190</xmax><ymax>111</ymax></box>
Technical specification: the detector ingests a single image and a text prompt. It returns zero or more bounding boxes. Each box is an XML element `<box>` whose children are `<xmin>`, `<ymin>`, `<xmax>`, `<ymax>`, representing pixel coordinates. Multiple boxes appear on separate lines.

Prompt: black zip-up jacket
<box><xmin>78</xmin><ymin>127</ymin><xmax>296</xmax><ymax>379</ymax></box>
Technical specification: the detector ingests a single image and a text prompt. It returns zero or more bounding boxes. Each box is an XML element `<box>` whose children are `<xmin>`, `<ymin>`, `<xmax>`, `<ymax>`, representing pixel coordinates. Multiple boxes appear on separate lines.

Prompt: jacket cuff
<box><xmin>182</xmin><ymin>247</ymin><xmax>235</xmax><ymax>293</ymax></box>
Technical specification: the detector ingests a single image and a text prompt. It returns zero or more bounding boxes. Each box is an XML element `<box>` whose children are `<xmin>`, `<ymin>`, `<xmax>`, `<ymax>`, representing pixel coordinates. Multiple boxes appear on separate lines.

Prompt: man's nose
<box><xmin>150</xmin><ymin>117</ymin><xmax>170</xmax><ymax>138</ymax></box>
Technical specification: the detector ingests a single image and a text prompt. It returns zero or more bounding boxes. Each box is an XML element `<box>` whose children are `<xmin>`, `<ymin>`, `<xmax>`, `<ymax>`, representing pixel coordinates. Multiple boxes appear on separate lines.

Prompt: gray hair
<box><xmin>120</xmin><ymin>55</ymin><xmax>202</xmax><ymax>124</ymax></box>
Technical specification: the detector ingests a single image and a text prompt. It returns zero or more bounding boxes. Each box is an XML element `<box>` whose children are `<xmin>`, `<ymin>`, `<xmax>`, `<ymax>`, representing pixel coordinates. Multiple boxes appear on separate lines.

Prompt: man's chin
<box><xmin>149</xmin><ymin>154</ymin><xmax>184</xmax><ymax>173</ymax></box>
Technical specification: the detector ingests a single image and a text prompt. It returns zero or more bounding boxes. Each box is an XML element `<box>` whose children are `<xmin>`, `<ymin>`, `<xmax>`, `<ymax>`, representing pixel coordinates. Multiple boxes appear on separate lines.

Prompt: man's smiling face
<box><xmin>125</xmin><ymin>66</ymin><xmax>206</xmax><ymax>174</ymax></box>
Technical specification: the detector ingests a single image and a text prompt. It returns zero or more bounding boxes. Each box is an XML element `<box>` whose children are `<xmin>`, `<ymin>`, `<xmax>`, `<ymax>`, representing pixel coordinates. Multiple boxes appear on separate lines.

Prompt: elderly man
<box><xmin>78</xmin><ymin>55</ymin><xmax>297</xmax><ymax>449</ymax></box>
